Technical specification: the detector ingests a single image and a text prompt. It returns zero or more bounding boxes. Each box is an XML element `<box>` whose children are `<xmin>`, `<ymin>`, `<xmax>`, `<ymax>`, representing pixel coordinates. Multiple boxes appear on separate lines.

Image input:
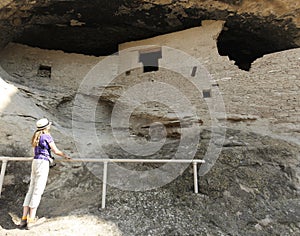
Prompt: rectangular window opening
<box><xmin>37</xmin><ymin>65</ymin><xmax>51</xmax><ymax>78</ymax></box>
<box><xmin>191</xmin><ymin>66</ymin><xmax>197</xmax><ymax>77</ymax></box>
<box><xmin>139</xmin><ymin>47</ymin><xmax>162</xmax><ymax>73</ymax></box>
<box><xmin>203</xmin><ymin>89</ymin><xmax>211</xmax><ymax>98</ymax></box>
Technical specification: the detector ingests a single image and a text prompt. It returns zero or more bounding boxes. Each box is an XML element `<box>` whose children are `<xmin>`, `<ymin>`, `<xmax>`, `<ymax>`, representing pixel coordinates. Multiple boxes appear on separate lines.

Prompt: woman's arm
<box><xmin>49</xmin><ymin>142</ymin><xmax>71</xmax><ymax>159</ymax></box>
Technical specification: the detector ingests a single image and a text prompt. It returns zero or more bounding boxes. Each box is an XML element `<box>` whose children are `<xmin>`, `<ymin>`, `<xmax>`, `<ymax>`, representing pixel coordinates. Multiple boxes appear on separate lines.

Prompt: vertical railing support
<box><xmin>101</xmin><ymin>161</ymin><xmax>108</xmax><ymax>209</ymax></box>
<box><xmin>193</xmin><ymin>161</ymin><xmax>198</xmax><ymax>193</ymax></box>
<box><xmin>0</xmin><ymin>159</ymin><xmax>8</xmax><ymax>197</ymax></box>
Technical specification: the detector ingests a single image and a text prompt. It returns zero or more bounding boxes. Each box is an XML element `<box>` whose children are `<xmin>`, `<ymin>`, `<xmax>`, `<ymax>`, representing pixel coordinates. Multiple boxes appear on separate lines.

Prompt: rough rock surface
<box><xmin>0</xmin><ymin>45</ymin><xmax>299</xmax><ymax>235</ymax></box>
<box><xmin>0</xmin><ymin>1</ymin><xmax>299</xmax><ymax>235</ymax></box>
<box><xmin>0</xmin><ymin>129</ymin><xmax>299</xmax><ymax>235</ymax></box>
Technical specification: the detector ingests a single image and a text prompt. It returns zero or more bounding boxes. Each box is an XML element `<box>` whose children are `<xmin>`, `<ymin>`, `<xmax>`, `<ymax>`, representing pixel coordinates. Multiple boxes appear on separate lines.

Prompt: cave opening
<box><xmin>217</xmin><ymin>27</ymin><xmax>275</xmax><ymax>71</ymax></box>
<box><xmin>5</xmin><ymin>5</ymin><xmax>297</xmax><ymax>72</ymax></box>
<box><xmin>217</xmin><ymin>17</ymin><xmax>297</xmax><ymax>71</ymax></box>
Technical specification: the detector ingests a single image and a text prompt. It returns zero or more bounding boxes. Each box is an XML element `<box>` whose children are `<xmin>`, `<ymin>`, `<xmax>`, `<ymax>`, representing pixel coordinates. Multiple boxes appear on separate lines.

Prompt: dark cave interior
<box><xmin>216</xmin><ymin>15</ymin><xmax>298</xmax><ymax>71</ymax></box>
<box><xmin>13</xmin><ymin>22</ymin><xmax>297</xmax><ymax>72</ymax></box>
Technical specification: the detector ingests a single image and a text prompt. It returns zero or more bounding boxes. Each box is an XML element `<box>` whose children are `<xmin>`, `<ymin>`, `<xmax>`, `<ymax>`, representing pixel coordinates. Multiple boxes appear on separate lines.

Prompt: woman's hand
<box><xmin>49</xmin><ymin>141</ymin><xmax>72</xmax><ymax>160</ymax></box>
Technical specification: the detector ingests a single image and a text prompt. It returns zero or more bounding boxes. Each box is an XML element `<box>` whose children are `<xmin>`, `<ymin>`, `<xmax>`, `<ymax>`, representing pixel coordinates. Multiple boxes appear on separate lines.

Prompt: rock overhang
<box><xmin>0</xmin><ymin>0</ymin><xmax>299</xmax><ymax>64</ymax></box>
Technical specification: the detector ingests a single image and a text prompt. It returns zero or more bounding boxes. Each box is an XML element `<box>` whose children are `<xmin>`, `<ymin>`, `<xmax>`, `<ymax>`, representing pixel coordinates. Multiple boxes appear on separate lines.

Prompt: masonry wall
<box><xmin>118</xmin><ymin>20</ymin><xmax>300</xmax><ymax>143</ymax></box>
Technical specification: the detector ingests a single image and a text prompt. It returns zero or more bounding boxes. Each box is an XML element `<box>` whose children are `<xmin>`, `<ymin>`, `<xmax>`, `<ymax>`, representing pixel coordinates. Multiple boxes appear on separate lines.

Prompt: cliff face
<box><xmin>0</xmin><ymin>0</ymin><xmax>299</xmax><ymax>68</ymax></box>
<box><xmin>0</xmin><ymin>24</ymin><xmax>299</xmax><ymax>236</ymax></box>
<box><xmin>0</xmin><ymin>1</ymin><xmax>299</xmax><ymax>235</ymax></box>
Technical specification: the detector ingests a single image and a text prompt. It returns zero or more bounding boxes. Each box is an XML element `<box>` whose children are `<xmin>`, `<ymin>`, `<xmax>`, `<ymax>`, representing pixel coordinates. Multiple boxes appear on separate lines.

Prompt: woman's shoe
<box><xmin>19</xmin><ymin>219</ymin><xmax>27</xmax><ymax>229</ymax></box>
<box><xmin>27</xmin><ymin>217</ymin><xmax>46</xmax><ymax>229</ymax></box>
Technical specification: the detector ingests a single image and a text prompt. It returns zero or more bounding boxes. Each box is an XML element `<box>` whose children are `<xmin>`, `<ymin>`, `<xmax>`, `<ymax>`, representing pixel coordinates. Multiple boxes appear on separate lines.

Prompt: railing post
<box><xmin>193</xmin><ymin>162</ymin><xmax>198</xmax><ymax>193</ymax></box>
<box><xmin>0</xmin><ymin>159</ymin><xmax>8</xmax><ymax>197</ymax></box>
<box><xmin>101</xmin><ymin>161</ymin><xmax>108</xmax><ymax>209</ymax></box>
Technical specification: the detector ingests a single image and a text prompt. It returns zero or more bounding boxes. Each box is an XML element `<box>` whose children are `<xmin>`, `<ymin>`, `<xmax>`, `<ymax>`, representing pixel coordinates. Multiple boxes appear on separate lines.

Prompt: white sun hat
<box><xmin>36</xmin><ymin>118</ymin><xmax>52</xmax><ymax>130</ymax></box>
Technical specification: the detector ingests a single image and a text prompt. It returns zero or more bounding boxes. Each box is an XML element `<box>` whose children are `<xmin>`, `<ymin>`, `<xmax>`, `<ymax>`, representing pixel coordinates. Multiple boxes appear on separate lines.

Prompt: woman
<box><xmin>20</xmin><ymin>118</ymin><xmax>71</xmax><ymax>229</ymax></box>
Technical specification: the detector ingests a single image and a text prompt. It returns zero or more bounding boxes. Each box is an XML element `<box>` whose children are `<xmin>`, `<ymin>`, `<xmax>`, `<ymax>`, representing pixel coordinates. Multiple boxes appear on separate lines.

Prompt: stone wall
<box><xmin>118</xmin><ymin>20</ymin><xmax>300</xmax><ymax>144</ymax></box>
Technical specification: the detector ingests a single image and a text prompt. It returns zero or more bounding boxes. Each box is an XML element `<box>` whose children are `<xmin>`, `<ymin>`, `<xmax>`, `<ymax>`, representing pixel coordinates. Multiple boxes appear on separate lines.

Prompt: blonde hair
<box><xmin>31</xmin><ymin>128</ymin><xmax>50</xmax><ymax>147</ymax></box>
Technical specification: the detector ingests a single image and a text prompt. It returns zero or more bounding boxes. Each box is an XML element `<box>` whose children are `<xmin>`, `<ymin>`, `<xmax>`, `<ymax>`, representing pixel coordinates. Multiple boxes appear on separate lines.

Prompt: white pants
<box><xmin>23</xmin><ymin>159</ymin><xmax>49</xmax><ymax>208</ymax></box>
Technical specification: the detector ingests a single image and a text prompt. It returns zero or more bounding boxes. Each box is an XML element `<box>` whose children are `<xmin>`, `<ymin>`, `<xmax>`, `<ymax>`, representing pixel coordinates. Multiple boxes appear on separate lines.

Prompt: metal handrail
<box><xmin>0</xmin><ymin>157</ymin><xmax>205</xmax><ymax>208</ymax></box>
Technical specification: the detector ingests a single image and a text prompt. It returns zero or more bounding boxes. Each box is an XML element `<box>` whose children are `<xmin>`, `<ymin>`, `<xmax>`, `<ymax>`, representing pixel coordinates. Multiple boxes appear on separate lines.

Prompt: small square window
<box><xmin>125</xmin><ymin>70</ymin><xmax>131</xmax><ymax>76</ymax></box>
<box><xmin>37</xmin><ymin>65</ymin><xmax>51</xmax><ymax>78</ymax></box>
<box><xmin>203</xmin><ymin>89</ymin><xmax>211</xmax><ymax>98</ymax></box>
